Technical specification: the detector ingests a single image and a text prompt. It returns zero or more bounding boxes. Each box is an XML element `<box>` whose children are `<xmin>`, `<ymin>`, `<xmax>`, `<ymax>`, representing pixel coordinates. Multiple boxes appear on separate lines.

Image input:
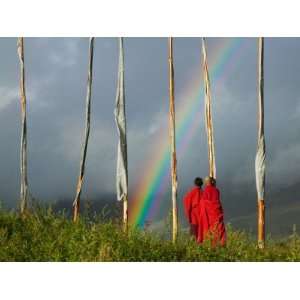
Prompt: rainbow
<box><xmin>130</xmin><ymin>38</ymin><xmax>247</xmax><ymax>227</ymax></box>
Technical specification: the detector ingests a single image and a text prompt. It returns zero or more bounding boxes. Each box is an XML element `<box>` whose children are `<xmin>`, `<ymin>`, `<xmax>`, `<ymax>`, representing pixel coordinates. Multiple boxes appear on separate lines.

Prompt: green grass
<box><xmin>0</xmin><ymin>207</ymin><xmax>299</xmax><ymax>261</ymax></box>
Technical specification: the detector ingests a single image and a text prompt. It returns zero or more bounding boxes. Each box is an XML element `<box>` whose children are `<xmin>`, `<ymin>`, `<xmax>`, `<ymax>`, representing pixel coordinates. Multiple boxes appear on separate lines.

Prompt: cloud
<box><xmin>0</xmin><ymin>86</ymin><xmax>18</xmax><ymax>111</ymax></box>
<box><xmin>34</xmin><ymin>38</ymin><xmax>82</xmax><ymax>68</ymax></box>
<box><xmin>147</xmin><ymin>109</ymin><xmax>166</xmax><ymax>136</ymax></box>
<box><xmin>268</xmin><ymin>141</ymin><xmax>300</xmax><ymax>188</ymax></box>
<box><xmin>0</xmin><ymin>37</ymin><xmax>300</xmax><ymax>224</ymax></box>
<box><xmin>291</xmin><ymin>99</ymin><xmax>300</xmax><ymax>120</ymax></box>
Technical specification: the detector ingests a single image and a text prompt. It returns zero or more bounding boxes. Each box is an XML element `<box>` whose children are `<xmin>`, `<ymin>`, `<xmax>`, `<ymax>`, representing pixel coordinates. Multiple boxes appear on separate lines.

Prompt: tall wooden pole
<box><xmin>256</xmin><ymin>37</ymin><xmax>266</xmax><ymax>249</ymax></box>
<box><xmin>168</xmin><ymin>37</ymin><xmax>178</xmax><ymax>243</ymax></box>
<box><xmin>73</xmin><ymin>37</ymin><xmax>94</xmax><ymax>222</ymax></box>
<box><xmin>17</xmin><ymin>37</ymin><xmax>29</xmax><ymax>214</ymax></box>
<box><xmin>202</xmin><ymin>38</ymin><xmax>216</xmax><ymax>179</ymax></box>
<box><xmin>123</xmin><ymin>195</ymin><xmax>128</xmax><ymax>232</ymax></box>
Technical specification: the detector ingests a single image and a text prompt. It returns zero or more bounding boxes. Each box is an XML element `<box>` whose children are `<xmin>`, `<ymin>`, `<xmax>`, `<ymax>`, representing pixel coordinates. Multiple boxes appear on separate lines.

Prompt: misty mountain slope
<box><xmin>229</xmin><ymin>201</ymin><xmax>300</xmax><ymax>237</ymax></box>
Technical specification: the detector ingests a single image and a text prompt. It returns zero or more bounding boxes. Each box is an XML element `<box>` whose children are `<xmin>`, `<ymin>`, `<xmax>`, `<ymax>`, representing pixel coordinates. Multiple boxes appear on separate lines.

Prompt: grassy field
<box><xmin>0</xmin><ymin>207</ymin><xmax>300</xmax><ymax>262</ymax></box>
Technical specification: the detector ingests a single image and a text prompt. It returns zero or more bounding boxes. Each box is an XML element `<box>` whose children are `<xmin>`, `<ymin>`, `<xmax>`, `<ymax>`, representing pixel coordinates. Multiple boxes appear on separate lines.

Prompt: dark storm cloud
<box><xmin>0</xmin><ymin>37</ymin><xmax>299</xmax><ymax>225</ymax></box>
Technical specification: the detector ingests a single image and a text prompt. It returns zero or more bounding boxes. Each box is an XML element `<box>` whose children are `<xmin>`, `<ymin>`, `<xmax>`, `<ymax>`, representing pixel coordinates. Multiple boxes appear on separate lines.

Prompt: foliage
<box><xmin>0</xmin><ymin>207</ymin><xmax>299</xmax><ymax>262</ymax></box>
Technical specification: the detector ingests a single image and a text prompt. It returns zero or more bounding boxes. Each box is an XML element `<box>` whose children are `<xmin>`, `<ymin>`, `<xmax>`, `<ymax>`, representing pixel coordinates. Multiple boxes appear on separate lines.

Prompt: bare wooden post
<box><xmin>202</xmin><ymin>38</ymin><xmax>216</xmax><ymax>179</ymax></box>
<box><xmin>256</xmin><ymin>37</ymin><xmax>266</xmax><ymax>249</ymax></box>
<box><xmin>73</xmin><ymin>37</ymin><xmax>94</xmax><ymax>222</ymax></box>
<box><xmin>168</xmin><ymin>37</ymin><xmax>178</xmax><ymax>243</ymax></box>
<box><xmin>258</xmin><ymin>199</ymin><xmax>265</xmax><ymax>247</ymax></box>
<box><xmin>17</xmin><ymin>37</ymin><xmax>29</xmax><ymax>214</ymax></box>
<box><xmin>123</xmin><ymin>195</ymin><xmax>128</xmax><ymax>232</ymax></box>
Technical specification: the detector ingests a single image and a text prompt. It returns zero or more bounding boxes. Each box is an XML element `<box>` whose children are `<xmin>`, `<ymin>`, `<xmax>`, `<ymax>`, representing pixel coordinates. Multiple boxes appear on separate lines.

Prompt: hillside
<box><xmin>0</xmin><ymin>209</ymin><xmax>300</xmax><ymax>262</ymax></box>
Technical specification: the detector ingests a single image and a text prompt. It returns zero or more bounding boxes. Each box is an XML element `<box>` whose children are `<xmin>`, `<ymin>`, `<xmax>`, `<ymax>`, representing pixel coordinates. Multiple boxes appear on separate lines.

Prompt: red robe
<box><xmin>183</xmin><ymin>187</ymin><xmax>203</xmax><ymax>238</ymax></box>
<box><xmin>197</xmin><ymin>185</ymin><xmax>226</xmax><ymax>246</ymax></box>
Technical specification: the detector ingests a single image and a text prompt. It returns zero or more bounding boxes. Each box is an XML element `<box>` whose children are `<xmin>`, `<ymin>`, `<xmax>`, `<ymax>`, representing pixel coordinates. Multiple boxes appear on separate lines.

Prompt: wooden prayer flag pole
<box><xmin>202</xmin><ymin>38</ymin><xmax>216</xmax><ymax>179</ymax></box>
<box><xmin>114</xmin><ymin>37</ymin><xmax>129</xmax><ymax>233</ymax></box>
<box><xmin>73</xmin><ymin>37</ymin><xmax>94</xmax><ymax>222</ymax></box>
<box><xmin>17</xmin><ymin>37</ymin><xmax>29</xmax><ymax>215</ymax></box>
<box><xmin>123</xmin><ymin>194</ymin><xmax>128</xmax><ymax>233</ymax></box>
<box><xmin>256</xmin><ymin>37</ymin><xmax>266</xmax><ymax>249</ymax></box>
<box><xmin>168</xmin><ymin>37</ymin><xmax>178</xmax><ymax>243</ymax></box>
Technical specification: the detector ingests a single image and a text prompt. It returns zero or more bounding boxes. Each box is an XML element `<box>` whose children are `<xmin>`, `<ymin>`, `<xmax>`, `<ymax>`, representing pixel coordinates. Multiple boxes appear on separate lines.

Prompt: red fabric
<box><xmin>197</xmin><ymin>185</ymin><xmax>226</xmax><ymax>246</ymax></box>
<box><xmin>183</xmin><ymin>187</ymin><xmax>203</xmax><ymax>238</ymax></box>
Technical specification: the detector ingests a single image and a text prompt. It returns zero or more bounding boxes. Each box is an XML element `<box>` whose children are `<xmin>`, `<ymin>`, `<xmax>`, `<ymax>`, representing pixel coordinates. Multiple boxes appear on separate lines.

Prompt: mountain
<box><xmin>229</xmin><ymin>181</ymin><xmax>300</xmax><ymax>237</ymax></box>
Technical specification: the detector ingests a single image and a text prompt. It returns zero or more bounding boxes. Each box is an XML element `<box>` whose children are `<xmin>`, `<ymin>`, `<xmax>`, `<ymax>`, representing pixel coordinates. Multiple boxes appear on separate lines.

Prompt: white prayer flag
<box><xmin>255</xmin><ymin>37</ymin><xmax>266</xmax><ymax>201</ymax></box>
<box><xmin>115</xmin><ymin>37</ymin><xmax>128</xmax><ymax>201</ymax></box>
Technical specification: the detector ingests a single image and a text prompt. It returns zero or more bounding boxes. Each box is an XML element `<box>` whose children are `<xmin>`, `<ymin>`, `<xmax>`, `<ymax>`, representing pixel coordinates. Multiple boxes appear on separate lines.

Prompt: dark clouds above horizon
<box><xmin>0</xmin><ymin>37</ymin><xmax>300</xmax><ymax>221</ymax></box>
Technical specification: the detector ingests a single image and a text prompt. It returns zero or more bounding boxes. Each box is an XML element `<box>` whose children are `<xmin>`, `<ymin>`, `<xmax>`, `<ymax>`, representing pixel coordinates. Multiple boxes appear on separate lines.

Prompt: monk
<box><xmin>197</xmin><ymin>177</ymin><xmax>226</xmax><ymax>246</ymax></box>
<box><xmin>183</xmin><ymin>177</ymin><xmax>203</xmax><ymax>239</ymax></box>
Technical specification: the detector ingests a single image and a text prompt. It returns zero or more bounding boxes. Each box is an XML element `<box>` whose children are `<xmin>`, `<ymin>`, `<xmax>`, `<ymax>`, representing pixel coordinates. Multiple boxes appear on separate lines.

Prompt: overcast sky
<box><xmin>0</xmin><ymin>37</ymin><xmax>299</xmax><ymax>222</ymax></box>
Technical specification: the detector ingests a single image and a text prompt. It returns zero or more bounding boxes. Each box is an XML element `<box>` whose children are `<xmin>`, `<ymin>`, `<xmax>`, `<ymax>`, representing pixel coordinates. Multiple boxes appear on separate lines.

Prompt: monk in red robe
<box><xmin>183</xmin><ymin>177</ymin><xmax>203</xmax><ymax>239</ymax></box>
<box><xmin>197</xmin><ymin>177</ymin><xmax>226</xmax><ymax>246</ymax></box>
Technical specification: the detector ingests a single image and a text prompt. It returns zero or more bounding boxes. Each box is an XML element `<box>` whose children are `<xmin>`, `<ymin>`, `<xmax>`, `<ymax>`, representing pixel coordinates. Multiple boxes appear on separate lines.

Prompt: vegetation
<box><xmin>0</xmin><ymin>206</ymin><xmax>299</xmax><ymax>262</ymax></box>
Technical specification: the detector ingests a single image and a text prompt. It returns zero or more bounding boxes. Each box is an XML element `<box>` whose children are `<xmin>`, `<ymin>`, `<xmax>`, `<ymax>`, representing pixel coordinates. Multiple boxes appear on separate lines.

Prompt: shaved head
<box><xmin>204</xmin><ymin>176</ymin><xmax>216</xmax><ymax>186</ymax></box>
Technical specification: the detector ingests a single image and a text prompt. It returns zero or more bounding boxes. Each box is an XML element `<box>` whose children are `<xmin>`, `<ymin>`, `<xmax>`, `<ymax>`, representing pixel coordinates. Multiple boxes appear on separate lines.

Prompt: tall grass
<box><xmin>0</xmin><ymin>206</ymin><xmax>299</xmax><ymax>261</ymax></box>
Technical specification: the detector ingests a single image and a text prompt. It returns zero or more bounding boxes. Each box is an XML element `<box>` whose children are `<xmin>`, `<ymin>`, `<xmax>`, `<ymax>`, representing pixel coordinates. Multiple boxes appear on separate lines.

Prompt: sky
<box><xmin>0</xmin><ymin>37</ymin><xmax>300</xmax><ymax>225</ymax></box>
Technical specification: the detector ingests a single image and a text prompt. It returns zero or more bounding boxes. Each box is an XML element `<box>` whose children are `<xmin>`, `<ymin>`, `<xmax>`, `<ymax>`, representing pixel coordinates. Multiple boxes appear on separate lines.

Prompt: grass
<box><xmin>0</xmin><ymin>206</ymin><xmax>299</xmax><ymax>262</ymax></box>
